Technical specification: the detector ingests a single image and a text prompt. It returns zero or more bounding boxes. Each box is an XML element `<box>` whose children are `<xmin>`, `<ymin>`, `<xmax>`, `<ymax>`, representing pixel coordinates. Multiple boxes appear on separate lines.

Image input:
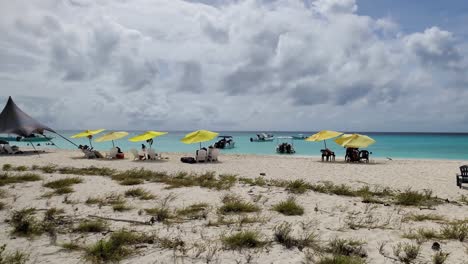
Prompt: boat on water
<box><xmin>291</xmin><ymin>134</ymin><xmax>307</xmax><ymax>140</ymax></box>
<box><xmin>0</xmin><ymin>135</ymin><xmax>53</xmax><ymax>142</ymax></box>
<box><xmin>250</xmin><ymin>133</ymin><xmax>274</xmax><ymax>142</ymax></box>
<box><xmin>276</xmin><ymin>136</ymin><xmax>296</xmax><ymax>154</ymax></box>
<box><xmin>214</xmin><ymin>135</ymin><xmax>235</xmax><ymax>149</ymax></box>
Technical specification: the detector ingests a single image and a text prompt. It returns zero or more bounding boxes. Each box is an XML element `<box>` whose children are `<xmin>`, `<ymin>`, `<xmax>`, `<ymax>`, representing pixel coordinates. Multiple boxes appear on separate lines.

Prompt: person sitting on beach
<box><xmin>115</xmin><ymin>147</ymin><xmax>125</xmax><ymax>159</ymax></box>
<box><xmin>139</xmin><ymin>144</ymin><xmax>147</xmax><ymax>160</ymax></box>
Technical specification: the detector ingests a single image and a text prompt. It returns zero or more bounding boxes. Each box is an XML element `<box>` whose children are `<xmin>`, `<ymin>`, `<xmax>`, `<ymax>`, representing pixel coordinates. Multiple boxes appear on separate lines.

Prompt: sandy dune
<box><xmin>0</xmin><ymin>149</ymin><xmax>467</xmax><ymax>263</ymax></box>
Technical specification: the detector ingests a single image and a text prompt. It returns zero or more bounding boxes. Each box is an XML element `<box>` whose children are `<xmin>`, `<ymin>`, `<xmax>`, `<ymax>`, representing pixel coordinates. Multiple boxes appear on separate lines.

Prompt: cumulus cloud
<box><xmin>0</xmin><ymin>0</ymin><xmax>467</xmax><ymax>132</ymax></box>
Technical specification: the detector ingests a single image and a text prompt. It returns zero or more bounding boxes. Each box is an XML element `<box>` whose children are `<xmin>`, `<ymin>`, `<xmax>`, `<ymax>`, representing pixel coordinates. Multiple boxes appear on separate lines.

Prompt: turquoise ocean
<box><xmin>10</xmin><ymin>131</ymin><xmax>468</xmax><ymax>161</ymax></box>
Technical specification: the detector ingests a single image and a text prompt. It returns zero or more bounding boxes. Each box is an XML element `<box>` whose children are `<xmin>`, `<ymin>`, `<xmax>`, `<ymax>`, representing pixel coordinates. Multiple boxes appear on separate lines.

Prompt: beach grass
<box><xmin>124</xmin><ymin>188</ymin><xmax>155</xmax><ymax>200</ymax></box>
<box><xmin>395</xmin><ymin>189</ymin><xmax>440</xmax><ymax>206</ymax></box>
<box><xmin>144</xmin><ymin>207</ymin><xmax>172</xmax><ymax>222</ymax></box>
<box><xmin>43</xmin><ymin>177</ymin><xmax>83</xmax><ymax>189</ymax></box>
<box><xmin>403</xmin><ymin>213</ymin><xmax>446</xmax><ymax>222</ymax></box>
<box><xmin>286</xmin><ymin>179</ymin><xmax>311</xmax><ymax>194</ymax></box>
<box><xmin>9</xmin><ymin>208</ymin><xmax>43</xmax><ymax>237</ymax></box>
<box><xmin>0</xmin><ymin>172</ymin><xmax>42</xmax><ymax>186</ymax></box>
<box><xmin>274</xmin><ymin>222</ymin><xmax>318</xmax><ymax>250</ymax></box>
<box><xmin>440</xmin><ymin>220</ymin><xmax>468</xmax><ymax>241</ymax></box>
<box><xmin>316</xmin><ymin>255</ymin><xmax>366</xmax><ymax>264</ymax></box>
<box><xmin>222</xmin><ymin>231</ymin><xmax>266</xmax><ymax>249</ymax></box>
<box><xmin>219</xmin><ymin>194</ymin><xmax>260</xmax><ymax>214</ymax></box>
<box><xmin>393</xmin><ymin>242</ymin><xmax>420</xmax><ymax>264</ymax></box>
<box><xmin>75</xmin><ymin>220</ymin><xmax>108</xmax><ymax>233</ymax></box>
<box><xmin>272</xmin><ymin>197</ymin><xmax>304</xmax><ymax>216</ymax></box>
<box><xmin>432</xmin><ymin>251</ymin><xmax>449</xmax><ymax>264</ymax></box>
<box><xmin>85</xmin><ymin>230</ymin><xmax>154</xmax><ymax>263</ymax></box>
<box><xmin>61</xmin><ymin>242</ymin><xmax>83</xmax><ymax>251</ymax></box>
<box><xmin>176</xmin><ymin>203</ymin><xmax>209</xmax><ymax>220</ymax></box>
<box><xmin>0</xmin><ymin>244</ymin><xmax>29</xmax><ymax>264</ymax></box>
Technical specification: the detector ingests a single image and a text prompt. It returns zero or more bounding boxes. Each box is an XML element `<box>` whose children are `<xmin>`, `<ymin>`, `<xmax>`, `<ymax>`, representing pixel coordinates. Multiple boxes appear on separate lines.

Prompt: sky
<box><xmin>1</xmin><ymin>0</ymin><xmax>468</xmax><ymax>132</ymax></box>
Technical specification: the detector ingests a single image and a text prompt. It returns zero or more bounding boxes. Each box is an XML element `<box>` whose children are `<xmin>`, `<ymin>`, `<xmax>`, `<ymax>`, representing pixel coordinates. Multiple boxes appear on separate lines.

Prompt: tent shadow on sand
<box><xmin>0</xmin><ymin>150</ymin><xmax>53</xmax><ymax>157</ymax></box>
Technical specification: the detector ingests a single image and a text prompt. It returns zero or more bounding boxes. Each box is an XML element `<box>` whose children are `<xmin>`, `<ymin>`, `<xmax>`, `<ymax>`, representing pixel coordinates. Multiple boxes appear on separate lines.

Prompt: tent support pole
<box><xmin>27</xmin><ymin>140</ymin><xmax>40</xmax><ymax>157</ymax></box>
<box><xmin>52</xmin><ymin>132</ymin><xmax>79</xmax><ymax>148</ymax></box>
<box><xmin>41</xmin><ymin>134</ymin><xmax>59</xmax><ymax>149</ymax></box>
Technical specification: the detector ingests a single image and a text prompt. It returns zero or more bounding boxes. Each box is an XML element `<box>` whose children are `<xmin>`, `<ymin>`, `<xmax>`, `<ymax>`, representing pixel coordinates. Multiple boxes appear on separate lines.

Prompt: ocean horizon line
<box><xmin>50</xmin><ymin>130</ymin><xmax>468</xmax><ymax>135</ymax></box>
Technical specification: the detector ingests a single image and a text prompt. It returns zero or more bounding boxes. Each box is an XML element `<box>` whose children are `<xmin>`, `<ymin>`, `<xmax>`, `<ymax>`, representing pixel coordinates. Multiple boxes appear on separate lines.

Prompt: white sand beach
<box><xmin>0</xmin><ymin>149</ymin><xmax>467</xmax><ymax>263</ymax></box>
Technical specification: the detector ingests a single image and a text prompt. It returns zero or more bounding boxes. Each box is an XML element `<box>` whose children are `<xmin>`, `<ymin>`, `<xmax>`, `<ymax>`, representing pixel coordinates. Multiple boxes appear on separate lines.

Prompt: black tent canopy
<box><xmin>0</xmin><ymin>96</ymin><xmax>55</xmax><ymax>137</ymax></box>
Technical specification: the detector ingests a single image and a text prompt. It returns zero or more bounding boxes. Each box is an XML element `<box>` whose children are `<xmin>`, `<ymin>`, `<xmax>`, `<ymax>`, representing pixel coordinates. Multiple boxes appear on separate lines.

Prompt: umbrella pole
<box><xmin>324</xmin><ymin>140</ymin><xmax>327</xmax><ymax>149</ymax></box>
<box><xmin>199</xmin><ymin>142</ymin><xmax>201</xmax><ymax>149</ymax></box>
<box><xmin>112</xmin><ymin>140</ymin><xmax>115</xmax><ymax>147</ymax></box>
<box><xmin>89</xmin><ymin>138</ymin><xmax>93</xmax><ymax>148</ymax></box>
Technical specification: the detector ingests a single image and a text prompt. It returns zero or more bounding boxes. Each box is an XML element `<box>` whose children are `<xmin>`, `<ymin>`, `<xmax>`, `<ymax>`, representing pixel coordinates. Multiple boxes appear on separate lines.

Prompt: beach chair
<box><xmin>456</xmin><ymin>165</ymin><xmax>468</xmax><ymax>188</ymax></box>
<box><xmin>106</xmin><ymin>147</ymin><xmax>118</xmax><ymax>159</ymax></box>
<box><xmin>130</xmin><ymin>149</ymin><xmax>139</xmax><ymax>160</ymax></box>
<box><xmin>0</xmin><ymin>145</ymin><xmax>6</xmax><ymax>154</ymax></box>
<box><xmin>4</xmin><ymin>144</ymin><xmax>21</xmax><ymax>154</ymax></box>
<box><xmin>147</xmin><ymin>148</ymin><xmax>157</xmax><ymax>160</ymax></box>
<box><xmin>196</xmin><ymin>149</ymin><xmax>207</xmax><ymax>162</ymax></box>
<box><xmin>94</xmin><ymin>150</ymin><xmax>104</xmax><ymax>159</ymax></box>
<box><xmin>320</xmin><ymin>149</ymin><xmax>335</xmax><ymax>162</ymax></box>
<box><xmin>359</xmin><ymin>150</ymin><xmax>370</xmax><ymax>163</ymax></box>
<box><xmin>208</xmin><ymin>148</ymin><xmax>219</xmax><ymax>162</ymax></box>
<box><xmin>82</xmin><ymin>149</ymin><xmax>97</xmax><ymax>159</ymax></box>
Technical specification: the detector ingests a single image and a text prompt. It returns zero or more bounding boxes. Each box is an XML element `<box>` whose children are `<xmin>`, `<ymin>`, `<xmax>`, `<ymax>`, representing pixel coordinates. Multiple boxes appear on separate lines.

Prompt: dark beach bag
<box><xmin>181</xmin><ymin>157</ymin><xmax>196</xmax><ymax>164</ymax></box>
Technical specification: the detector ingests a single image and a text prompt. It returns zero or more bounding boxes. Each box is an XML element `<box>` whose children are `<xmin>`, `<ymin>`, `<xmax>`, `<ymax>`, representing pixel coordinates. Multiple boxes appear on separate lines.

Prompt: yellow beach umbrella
<box><xmin>334</xmin><ymin>134</ymin><xmax>376</xmax><ymax>148</ymax></box>
<box><xmin>95</xmin><ymin>131</ymin><xmax>129</xmax><ymax>147</ymax></box>
<box><xmin>181</xmin><ymin>130</ymin><xmax>218</xmax><ymax>149</ymax></box>
<box><xmin>70</xmin><ymin>129</ymin><xmax>106</xmax><ymax>147</ymax></box>
<box><xmin>128</xmin><ymin>131</ymin><xmax>167</xmax><ymax>147</ymax></box>
<box><xmin>306</xmin><ymin>130</ymin><xmax>342</xmax><ymax>148</ymax></box>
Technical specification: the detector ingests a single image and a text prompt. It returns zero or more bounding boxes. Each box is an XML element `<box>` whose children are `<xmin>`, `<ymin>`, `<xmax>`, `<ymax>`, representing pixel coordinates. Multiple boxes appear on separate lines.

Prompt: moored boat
<box><xmin>250</xmin><ymin>133</ymin><xmax>274</xmax><ymax>142</ymax></box>
<box><xmin>214</xmin><ymin>135</ymin><xmax>235</xmax><ymax>149</ymax></box>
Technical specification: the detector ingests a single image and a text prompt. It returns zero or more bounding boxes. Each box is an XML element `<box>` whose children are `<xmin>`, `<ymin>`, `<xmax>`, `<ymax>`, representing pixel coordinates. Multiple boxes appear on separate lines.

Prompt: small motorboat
<box><xmin>250</xmin><ymin>133</ymin><xmax>274</xmax><ymax>142</ymax></box>
<box><xmin>214</xmin><ymin>136</ymin><xmax>235</xmax><ymax>149</ymax></box>
<box><xmin>276</xmin><ymin>136</ymin><xmax>296</xmax><ymax>154</ymax></box>
<box><xmin>291</xmin><ymin>134</ymin><xmax>307</xmax><ymax>140</ymax></box>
